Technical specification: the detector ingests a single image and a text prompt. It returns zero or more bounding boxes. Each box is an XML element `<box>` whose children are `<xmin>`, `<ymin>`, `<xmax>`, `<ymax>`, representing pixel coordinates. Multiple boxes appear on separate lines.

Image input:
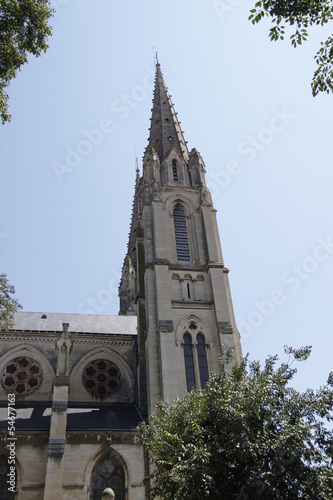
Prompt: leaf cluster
<box><xmin>138</xmin><ymin>346</ymin><xmax>333</xmax><ymax>499</ymax></box>
<box><xmin>0</xmin><ymin>0</ymin><xmax>54</xmax><ymax>123</ymax></box>
<box><xmin>249</xmin><ymin>0</ymin><xmax>333</xmax><ymax>95</ymax></box>
<box><xmin>0</xmin><ymin>273</ymin><xmax>22</xmax><ymax>330</ymax></box>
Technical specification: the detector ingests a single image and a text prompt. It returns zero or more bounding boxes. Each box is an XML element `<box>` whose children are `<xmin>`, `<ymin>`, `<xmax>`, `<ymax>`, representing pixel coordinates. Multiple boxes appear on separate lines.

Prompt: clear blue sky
<box><xmin>1</xmin><ymin>0</ymin><xmax>332</xmax><ymax>391</ymax></box>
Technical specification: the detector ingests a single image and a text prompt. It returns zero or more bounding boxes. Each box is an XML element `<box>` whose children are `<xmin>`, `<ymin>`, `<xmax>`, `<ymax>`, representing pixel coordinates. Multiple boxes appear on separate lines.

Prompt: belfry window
<box><xmin>197</xmin><ymin>334</ymin><xmax>209</xmax><ymax>388</ymax></box>
<box><xmin>173</xmin><ymin>204</ymin><xmax>190</xmax><ymax>262</ymax></box>
<box><xmin>183</xmin><ymin>334</ymin><xmax>195</xmax><ymax>391</ymax></box>
<box><xmin>172</xmin><ymin>160</ymin><xmax>178</xmax><ymax>182</ymax></box>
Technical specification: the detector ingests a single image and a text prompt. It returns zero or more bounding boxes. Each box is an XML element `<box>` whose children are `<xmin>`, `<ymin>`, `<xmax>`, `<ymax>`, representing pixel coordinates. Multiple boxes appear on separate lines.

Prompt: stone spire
<box><xmin>118</xmin><ymin>163</ymin><xmax>142</xmax><ymax>315</ymax></box>
<box><xmin>148</xmin><ymin>63</ymin><xmax>189</xmax><ymax>162</ymax></box>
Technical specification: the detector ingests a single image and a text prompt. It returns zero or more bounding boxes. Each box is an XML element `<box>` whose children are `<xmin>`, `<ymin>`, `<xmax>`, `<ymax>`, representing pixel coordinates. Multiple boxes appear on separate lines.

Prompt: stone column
<box><xmin>44</xmin><ymin>323</ymin><xmax>72</xmax><ymax>499</ymax></box>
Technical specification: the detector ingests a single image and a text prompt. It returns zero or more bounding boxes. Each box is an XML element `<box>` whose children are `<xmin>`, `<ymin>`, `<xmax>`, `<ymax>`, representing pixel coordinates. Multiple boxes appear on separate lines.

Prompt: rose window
<box><xmin>83</xmin><ymin>360</ymin><xmax>121</xmax><ymax>398</ymax></box>
<box><xmin>2</xmin><ymin>357</ymin><xmax>43</xmax><ymax>395</ymax></box>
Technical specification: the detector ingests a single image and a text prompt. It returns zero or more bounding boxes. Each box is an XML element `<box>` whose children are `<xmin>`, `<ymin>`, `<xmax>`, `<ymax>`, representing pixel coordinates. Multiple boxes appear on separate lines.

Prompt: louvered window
<box><xmin>173</xmin><ymin>204</ymin><xmax>190</xmax><ymax>261</ymax></box>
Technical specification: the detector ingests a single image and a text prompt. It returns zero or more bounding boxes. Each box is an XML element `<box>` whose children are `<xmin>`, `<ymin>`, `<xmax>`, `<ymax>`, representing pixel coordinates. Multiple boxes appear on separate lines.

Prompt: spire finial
<box><xmin>135</xmin><ymin>152</ymin><xmax>140</xmax><ymax>181</ymax></box>
<box><xmin>153</xmin><ymin>47</ymin><xmax>159</xmax><ymax>66</ymax></box>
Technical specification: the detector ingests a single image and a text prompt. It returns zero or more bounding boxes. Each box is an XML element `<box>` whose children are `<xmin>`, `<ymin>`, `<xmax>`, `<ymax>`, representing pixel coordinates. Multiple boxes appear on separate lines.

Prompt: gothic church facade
<box><xmin>0</xmin><ymin>64</ymin><xmax>241</xmax><ymax>499</ymax></box>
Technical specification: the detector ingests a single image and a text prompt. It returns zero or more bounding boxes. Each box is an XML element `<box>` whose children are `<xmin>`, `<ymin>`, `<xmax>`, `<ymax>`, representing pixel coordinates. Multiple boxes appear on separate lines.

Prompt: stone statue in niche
<box><xmin>55</xmin><ymin>322</ymin><xmax>73</xmax><ymax>380</ymax></box>
<box><xmin>200</xmin><ymin>186</ymin><xmax>212</xmax><ymax>206</ymax></box>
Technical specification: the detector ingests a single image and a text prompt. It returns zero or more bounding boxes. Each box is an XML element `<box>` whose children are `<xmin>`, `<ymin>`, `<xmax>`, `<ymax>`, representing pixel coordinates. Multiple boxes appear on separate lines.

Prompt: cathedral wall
<box><xmin>6</xmin><ymin>440</ymin><xmax>146</xmax><ymax>499</ymax></box>
<box><xmin>157</xmin><ymin>306</ymin><xmax>225</xmax><ymax>403</ymax></box>
<box><xmin>0</xmin><ymin>332</ymin><xmax>137</xmax><ymax>404</ymax></box>
<box><xmin>14</xmin><ymin>442</ymin><xmax>48</xmax><ymax>499</ymax></box>
<box><xmin>0</xmin><ymin>326</ymin><xmax>142</xmax><ymax>499</ymax></box>
<box><xmin>61</xmin><ymin>441</ymin><xmax>146</xmax><ymax>499</ymax></box>
<box><xmin>0</xmin><ymin>335</ymin><xmax>56</xmax><ymax>402</ymax></box>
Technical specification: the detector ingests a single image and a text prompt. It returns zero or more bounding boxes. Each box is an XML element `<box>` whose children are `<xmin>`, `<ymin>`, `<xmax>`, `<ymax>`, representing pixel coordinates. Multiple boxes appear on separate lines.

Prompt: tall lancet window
<box><xmin>173</xmin><ymin>204</ymin><xmax>190</xmax><ymax>262</ymax></box>
<box><xmin>197</xmin><ymin>334</ymin><xmax>209</xmax><ymax>388</ymax></box>
<box><xmin>172</xmin><ymin>160</ymin><xmax>179</xmax><ymax>182</ymax></box>
<box><xmin>183</xmin><ymin>334</ymin><xmax>195</xmax><ymax>391</ymax></box>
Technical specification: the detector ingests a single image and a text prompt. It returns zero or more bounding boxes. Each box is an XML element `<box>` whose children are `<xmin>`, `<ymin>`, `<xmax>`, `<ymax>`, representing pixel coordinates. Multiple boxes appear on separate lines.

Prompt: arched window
<box><xmin>173</xmin><ymin>204</ymin><xmax>190</xmax><ymax>262</ymax></box>
<box><xmin>172</xmin><ymin>160</ymin><xmax>178</xmax><ymax>182</ymax></box>
<box><xmin>90</xmin><ymin>455</ymin><xmax>125</xmax><ymax>500</ymax></box>
<box><xmin>91</xmin><ymin>476</ymin><xmax>105</xmax><ymax>499</ymax></box>
<box><xmin>182</xmin><ymin>321</ymin><xmax>210</xmax><ymax>391</ymax></box>
<box><xmin>0</xmin><ymin>456</ymin><xmax>15</xmax><ymax>499</ymax></box>
<box><xmin>110</xmin><ymin>476</ymin><xmax>122</xmax><ymax>498</ymax></box>
<box><xmin>183</xmin><ymin>334</ymin><xmax>195</xmax><ymax>391</ymax></box>
<box><xmin>197</xmin><ymin>334</ymin><xmax>209</xmax><ymax>388</ymax></box>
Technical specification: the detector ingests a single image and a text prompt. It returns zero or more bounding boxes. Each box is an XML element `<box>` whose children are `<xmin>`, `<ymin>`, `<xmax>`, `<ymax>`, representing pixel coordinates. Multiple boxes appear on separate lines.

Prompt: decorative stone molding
<box><xmin>2</xmin><ymin>433</ymin><xmax>49</xmax><ymax>444</ymax></box>
<box><xmin>0</xmin><ymin>335</ymin><xmax>136</xmax><ymax>345</ymax></box>
<box><xmin>0</xmin><ymin>336</ymin><xmax>56</xmax><ymax>343</ymax></box>
<box><xmin>21</xmin><ymin>483</ymin><xmax>45</xmax><ymax>491</ymax></box>
<box><xmin>172</xmin><ymin>300</ymin><xmax>212</xmax><ymax>310</ymax></box>
<box><xmin>66</xmin><ymin>432</ymin><xmax>138</xmax><ymax>445</ymax></box>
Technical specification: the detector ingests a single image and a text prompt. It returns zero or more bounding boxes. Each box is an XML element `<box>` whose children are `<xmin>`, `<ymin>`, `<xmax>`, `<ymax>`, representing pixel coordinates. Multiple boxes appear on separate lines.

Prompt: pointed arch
<box><xmin>163</xmin><ymin>193</ymin><xmax>199</xmax><ymax>266</ymax></box>
<box><xmin>175</xmin><ymin>315</ymin><xmax>214</xmax><ymax>347</ymax></box>
<box><xmin>163</xmin><ymin>193</ymin><xmax>194</xmax><ymax>215</ymax></box>
<box><xmin>175</xmin><ymin>316</ymin><xmax>214</xmax><ymax>390</ymax></box>
<box><xmin>160</xmin><ymin>145</ymin><xmax>189</xmax><ymax>186</ymax></box>
<box><xmin>0</xmin><ymin>451</ymin><xmax>22</xmax><ymax>499</ymax></box>
<box><xmin>84</xmin><ymin>446</ymin><xmax>129</xmax><ymax>500</ymax></box>
<box><xmin>70</xmin><ymin>347</ymin><xmax>135</xmax><ymax>403</ymax></box>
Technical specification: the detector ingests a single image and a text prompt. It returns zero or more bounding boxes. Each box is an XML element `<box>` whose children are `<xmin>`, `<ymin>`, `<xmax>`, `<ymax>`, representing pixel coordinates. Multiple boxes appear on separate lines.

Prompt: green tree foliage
<box><xmin>249</xmin><ymin>1</ymin><xmax>333</xmax><ymax>96</ymax></box>
<box><xmin>0</xmin><ymin>0</ymin><xmax>53</xmax><ymax>123</ymax></box>
<box><xmin>0</xmin><ymin>273</ymin><xmax>22</xmax><ymax>330</ymax></box>
<box><xmin>139</xmin><ymin>347</ymin><xmax>333</xmax><ymax>499</ymax></box>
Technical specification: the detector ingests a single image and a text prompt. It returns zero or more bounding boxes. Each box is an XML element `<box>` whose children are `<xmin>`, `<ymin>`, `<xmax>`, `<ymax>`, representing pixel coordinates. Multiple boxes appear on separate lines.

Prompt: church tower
<box><xmin>0</xmin><ymin>64</ymin><xmax>243</xmax><ymax>500</ymax></box>
<box><xmin>119</xmin><ymin>63</ymin><xmax>242</xmax><ymax>417</ymax></box>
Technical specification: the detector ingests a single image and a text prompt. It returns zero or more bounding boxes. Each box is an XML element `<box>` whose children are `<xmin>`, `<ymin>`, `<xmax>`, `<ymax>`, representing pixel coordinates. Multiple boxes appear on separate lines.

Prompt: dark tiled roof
<box><xmin>0</xmin><ymin>404</ymin><xmax>143</xmax><ymax>431</ymax></box>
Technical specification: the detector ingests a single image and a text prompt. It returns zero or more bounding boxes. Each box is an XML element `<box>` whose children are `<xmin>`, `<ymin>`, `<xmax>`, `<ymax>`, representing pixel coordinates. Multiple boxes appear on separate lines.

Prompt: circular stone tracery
<box><xmin>1</xmin><ymin>357</ymin><xmax>43</xmax><ymax>395</ymax></box>
<box><xmin>82</xmin><ymin>360</ymin><xmax>121</xmax><ymax>398</ymax></box>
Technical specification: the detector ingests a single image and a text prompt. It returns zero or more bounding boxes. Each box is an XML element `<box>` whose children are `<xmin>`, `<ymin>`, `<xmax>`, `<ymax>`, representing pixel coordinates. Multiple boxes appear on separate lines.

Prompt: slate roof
<box><xmin>10</xmin><ymin>311</ymin><xmax>137</xmax><ymax>335</ymax></box>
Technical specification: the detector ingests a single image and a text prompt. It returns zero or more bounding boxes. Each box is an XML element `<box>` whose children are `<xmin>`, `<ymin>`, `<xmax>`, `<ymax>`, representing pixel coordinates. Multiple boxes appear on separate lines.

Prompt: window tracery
<box><xmin>83</xmin><ymin>360</ymin><xmax>121</xmax><ymax>398</ymax></box>
<box><xmin>181</xmin><ymin>319</ymin><xmax>210</xmax><ymax>390</ymax></box>
<box><xmin>1</xmin><ymin>357</ymin><xmax>42</xmax><ymax>395</ymax></box>
<box><xmin>90</xmin><ymin>455</ymin><xmax>124</xmax><ymax>500</ymax></box>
